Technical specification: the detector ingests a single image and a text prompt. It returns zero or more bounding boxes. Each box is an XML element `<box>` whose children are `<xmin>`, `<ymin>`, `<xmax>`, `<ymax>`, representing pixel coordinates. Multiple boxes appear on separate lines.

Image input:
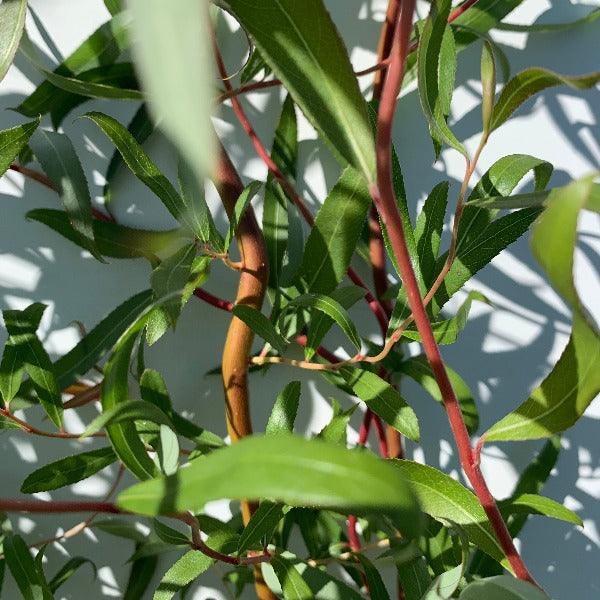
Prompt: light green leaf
<box><xmin>266</xmin><ymin>381</ymin><xmax>301</xmax><ymax>436</ymax></box>
<box><xmin>128</xmin><ymin>0</ymin><xmax>214</xmax><ymax>184</ymax></box>
<box><xmin>3</xmin><ymin>534</ymin><xmax>53</xmax><ymax>600</ymax></box>
<box><xmin>418</xmin><ymin>0</ymin><xmax>467</xmax><ymax>157</ymax></box>
<box><xmin>486</xmin><ymin>177</ymin><xmax>600</xmax><ymax>441</ymax></box>
<box><xmin>0</xmin><ymin>118</ymin><xmax>40</xmax><ymax>178</ymax></box>
<box><xmin>225</xmin><ymin>0</ymin><xmax>375</xmax><ymax>179</ymax></box>
<box><xmin>27</xmin><ymin>208</ymin><xmax>187</xmax><ymax>261</ymax></box>
<box><xmin>271</xmin><ymin>556</ymin><xmax>313</xmax><ymax>600</ymax></box>
<box><xmin>0</xmin><ymin>412</ymin><xmax>24</xmax><ymax>431</ymax></box>
<box><xmin>282</xmin><ymin>293</ymin><xmax>362</xmax><ymax>352</ymax></box>
<box><xmin>317</xmin><ymin>400</ymin><xmax>356</xmax><ymax>446</ymax></box>
<box><xmin>340</xmin><ymin>368</ymin><xmax>420</xmax><ymax>442</ymax></box>
<box><xmin>232</xmin><ymin>305</ymin><xmax>288</xmax><ymax>354</ymax></box>
<box><xmin>30</xmin><ymin>129</ymin><xmax>101</xmax><ymax>260</ymax></box>
<box><xmin>300</xmin><ymin>167</ymin><xmax>371</xmax><ymax>294</ymax></box>
<box><xmin>481</xmin><ymin>41</ymin><xmax>496</xmax><ymax>138</ymax></box>
<box><xmin>117</xmin><ymin>435</ymin><xmax>422</xmax><ymax>538</ymax></box>
<box><xmin>0</xmin><ymin>0</ymin><xmax>27</xmax><ymax>82</ymax></box>
<box><xmin>237</xmin><ymin>501</ymin><xmax>285</xmax><ymax>555</ymax></box>
<box><xmin>495</xmin><ymin>8</ymin><xmax>600</xmax><ymax>33</ymax></box>
<box><xmin>392</xmin><ymin>461</ymin><xmax>508</xmax><ymax>569</ymax></box>
<box><xmin>104</xmin><ymin>0</ymin><xmax>123</xmax><ymax>16</ymax></box>
<box><xmin>92</xmin><ymin>519</ymin><xmax>147</xmax><ymax>543</ymax></box>
<box><xmin>156</xmin><ymin>425</ymin><xmax>179</xmax><ymax>476</ymax></box>
<box><xmin>82</xmin><ymin>399</ymin><xmax>174</xmax><ymax>439</ymax></box>
<box><xmin>21</xmin><ymin>447</ymin><xmax>117</xmax><ymax>493</ymax></box>
<box><xmin>0</xmin><ymin>339</ymin><xmax>25</xmax><ymax>405</ymax></box>
<box><xmin>500</xmin><ymin>493</ymin><xmax>582</xmax><ymax>526</ymax></box>
<box><xmin>48</xmin><ymin>557</ymin><xmax>96</xmax><ymax>593</ymax></box>
<box><xmin>491</xmin><ymin>67</ymin><xmax>600</xmax><ymax>132</ymax></box>
<box><xmin>399</xmin><ymin>355</ymin><xmax>479</xmax><ymax>434</ymax></box>
<box><xmin>459</xmin><ymin>575</ymin><xmax>550</xmax><ymax>600</ymax></box>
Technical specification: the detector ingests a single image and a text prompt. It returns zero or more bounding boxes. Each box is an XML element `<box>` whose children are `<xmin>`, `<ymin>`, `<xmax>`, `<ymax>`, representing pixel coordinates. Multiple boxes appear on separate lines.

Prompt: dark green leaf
<box><xmin>223</xmin><ymin>181</ymin><xmax>262</xmax><ymax>250</ymax></box>
<box><xmin>104</xmin><ymin>0</ymin><xmax>123</xmax><ymax>16</ymax></box>
<box><xmin>21</xmin><ymin>447</ymin><xmax>117</xmax><ymax>493</ymax></box>
<box><xmin>237</xmin><ymin>501</ymin><xmax>285</xmax><ymax>555</ymax></box>
<box><xmin>397</xmin><ymin>556</ymin><xmax>432</xmax><ymax>600</ymax></box>
<box><xmin>240</xmin><ymin>46</ymin><xmax>271</xmax><ymax>83</ymax></box>
<box><xmin>225</xmin><ymin>0</ymin><xmax>376</xmax><ymax>180</ymax></box>
<box><xmin>0</xmin><ymin>339</ymin><xmax>25</xmax><ymax>405</ymax></box>
<box><xmin>300</xmin><ymin>167</ymin><xmax>371</xmax><ymax>294</ymax></box>
<box><xmin>232</xmin><ymin>305</ymin><xmax>288</xmax><ymax>354</ymax></box>
<box><xmin>0</xmin><ymin>118</ymin><xmax>40</xmax><ymax>178</ymax></box>
<box><xmin>495</xmin><ymin>8</ymin><xmax>600</xmax><ymax>33</ymax></box>
<box><xmin>124</xmin><ymin>554</ymin><xmax>158</xmax><ymax>600</ymax></box>
<box><xmin>92</xmin><ymin>519</ymin><xmax>147</xmax><ymax>543</ymax></box>
<box><xmin>266</xmin><ymin>381</ymin><xmax>301</xmax><ymax>436</ymax></box>
<box><xmin>3</xmin><ymin>534</ymin><xmax>53</xmax><ymax>600</ymax></box>
<box><xmin>356</xmin><ymin>555</ymin><xmax>390</xmax><ymax>600</ymax></box>
<box><xmin>0</xmin><ymin>0</ymin><xmax>27</xmax><ymax>82</ymax></box>
<box><xmin>153</xmin><ymin>520</ymin><xmax>190</xmax><ymax>546</ymax></box>
<box><xmin>118</xmin><ymin>435</ymin><xmax>422</xmax><ymax>539</ymax></box>
<box><xmin>459</xmin><ymin>575</ymin><xmax>550</xmax><ymax>600</ymax></box>
<box><xmin>340</xmin><ymin>368</ymin><xmax>420</xmax><ymax>441</ymax></box>
<box><xmin>48</xmin><ymin>557</ymin><xmax>96</xmax><ymax>593</ymax></box>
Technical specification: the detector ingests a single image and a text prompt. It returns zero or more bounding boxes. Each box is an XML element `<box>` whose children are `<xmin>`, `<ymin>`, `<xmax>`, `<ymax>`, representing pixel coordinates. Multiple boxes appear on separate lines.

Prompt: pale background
<box><xmin>1</xmin><ymin>0</ymin><xmax>599</xmax><ymax>598</ymax></box>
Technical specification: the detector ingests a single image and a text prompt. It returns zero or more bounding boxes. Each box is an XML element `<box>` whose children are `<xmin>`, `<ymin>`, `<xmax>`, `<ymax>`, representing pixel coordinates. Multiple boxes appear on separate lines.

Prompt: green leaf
<box><xmin>399</xmin><ymin>355</ymin><xmax>479</xmax><ymax>434</ymax></box>
<box><xmin>0</xmin><ymin>0</ymin><xmax>27</xmax><ymax>82</ymax></box>
<box><xmin>104</xmin><ymin>0</ymin><xmax>123</xmax><ymax>15</ymax></box>
<box><xmin>500</xmin><ymin>493</ymin><xmax>582</xmax><ymax>526</ymax></box>
<box><xmin>223</xmin><ymin>181</ymin><xmax>262</xmax><ymax>250</ymax></box>
<box><xmin>82</xmin><ymin>399</ymin><xmax>174</xmax><ymax>439</ymax></box>
<box><xmin>27</xmin><ymin>208</ymin><xmax>187</xmax><ymax>260</ymax></box>
<box><xmin>237</xmin><ymin>501</ymin><xmax>285</xmax><ymax>555</ymax></box>
<box><xmin>3</xmin><ymin>534</ymin><xmax>53</xmax><ymax>600</ymax></box>
<box><xmin>124</xmin><ymin>554</ymin><xmax>158</xmax><ymax>600</ymax></box>
<box><xmin>282</xmin><ymin>293</ymin><xmax>362</xmax><ymax>352</ymax></box>
<box><xmin>147</xmin><ymin>244</ymin><xmax>196</xmax><ymax>345</ymax></box>
<box><xmin>486</xmin><ymin>177</ymin><xmax>600</xmax><ymax>441</ymax></box>
<box><xmin>397</xmin><ymin>556</ymin><xmax>432</xmax><ymax>600</ymax></box>
<box><xmin>232</xmin><ymin>304</ymin><xmax>288</xmax><ymax>354</ymax></box>
<box><xmin>29</xmin><ymin>129</ymin><xmax>102</xmax><ymax>260</ymax></box>
<box><xmin>0</xmin><ymin>412</ymin><xmax>24</xmax><ymax>431</ymax></box>
<box><xmin>48</xmin><ymin>557</ymin><xmax>96</xmax><ymax>593</ymax></box>
<box><xmin>21</xmin><ymin>447</ymin><xmax>117</xmax><ymax>493</ymax></box>
<box><xmin>480</xmin><ymin>41</ymin><xmax>496</xmax><ymax>138</ymax></box>
<box><xmin>270</xmin><ymin>556</ymin><xmax>313</xmax><ymax>600</ymax></box>
<box><xmin>15</xmin><ymin>13</ymin><xmax>131</xmax><ymax>122</ymax></box>
<box><xmin>459</xmin><ymin>575</ymin><xmax>550</xmax><ymax>600</ymax></box>
<box><xmin>240</xmin><ymin>46</ymin><xmax>271</xmax><ymax>84</ymax></box>
<box><xmin>92</xmin><ymin>519</ymin><xmax>147</xmax><ymax>543</ymax></box>
<box><xmin>495</xmin><ymin>8</ymin><xmax>600</xmax><ymax>33</ymax></box>
<box><xmin>418</xmin><ymin>0</ymin><xmax>467</xmax><ymax>158</ymax></box>
<box><xmin>415</xmin><ymin>182</ymin><xmax>449</xmax><ymax>287</ymax></box>
<box><xmin>300</xmin><ymin>167</ymin><xmax>372</xmax><ymax>294</ymax></box>
<box><xmin>117</xmin><ymin>435</ymin><xmax>422</xmax><ymax>538</ymax></box>
<box><xmin>153</xmin><ymin>520</ymin><xmax>190</xmax><ymax>546</ymax></box>
<box><xmin>340</xmin><ymin>368</ymin><xmax>420</xmax><ymax>442</ymax></box>
<box><xmin>0</xmin><ymin>118</ymin><xmax>40</xmax><ymax>178</ymax></box>
<box><xmin>153</xmin><ymin>549</ymin><xmax>215</xmax><ymax>600</ymax></box>
<box><xmin>84</xmin><ymin>111</ymin><xmax>204</xmax><ymax>234</ymax></box>
<box><xmin>491</xmin><ymin>68</ymin><xmax>600</xmax><ymax>133</ymax></box>
<box><xmin>317</xmin><ymin>400</ymin><xmax>356</xmax><ymax>446</ymax></box>
<box><xmin>0</xmin><ymin>339</ymin><xmax>25</xmax><ymax>405</ymax></box>
<box><xmin>305</xmin><ymin>286</ymin><xmax>365</xmax><ymax>360</ymax></box>
<box><xmin>266</xmin><ymin>381</ymin><xmax>301</xmax><ymax>436</ymax></box>
<box><xmin>392</xmin><ymin>461</ymin><xmax>509</xmax><ymax>569</ymax></box>
<box><xmin>128</xmin><ymin>0</ymin><xmax>214</xmax><ymax>183</ymax></box>
<box><xmin>226</xmin><ymin>0</ymin><xmax>375</xmax><ymax>179</ymax></box>
<box><xmin>156</xmin><ymin>425</ymin><xmax>179</xmax><ymax>476</ymax></box>
<box><xmin>356</xmin><ymin>556</ymin><xmax>390</xmax><ymax>600</ymax></box>
<box><xmin>104</xmin><ymin>104</ymin><xmax>153</xmax><ymax>209</ymax></box>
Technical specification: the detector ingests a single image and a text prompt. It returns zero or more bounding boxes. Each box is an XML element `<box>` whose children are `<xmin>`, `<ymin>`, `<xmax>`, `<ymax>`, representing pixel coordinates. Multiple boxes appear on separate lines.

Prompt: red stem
<box><xmin>371</xmin><ymin>1</ymin><xmax>536</xmax><ymax>585</ymax></box>
<box><xmin>193</xmin><ymin>287</ymin><xmax>234</xmax><ymax>312</ymax></box>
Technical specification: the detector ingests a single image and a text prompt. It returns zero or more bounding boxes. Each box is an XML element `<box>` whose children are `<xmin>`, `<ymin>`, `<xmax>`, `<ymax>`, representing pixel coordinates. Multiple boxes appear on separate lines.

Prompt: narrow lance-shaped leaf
<box><xmin>21</xmin><ymin>447</ymin><xmax>117</xmax><ymax>493</ymax></box>
<box><xmin>118</xmin><ymin>435</ymin><xmax>422</xmax><ymax>539</ymax></box>
<box><xmin>29</xmin><ymin>129</ymin><xmax>102</xmax><ymax>260</ymax></box>
<box><xmin>226</xmin><ymin>0</ymin><xmax>376</xmax><ymax>180</ymax></box>
<box><xmin>224</xmin><ymin>181</ymin><xmax>262</xmax><ymax>250</ymax></box>
<box><xmin>356</xmin><ymin>556</ymin><xmax>391</xmax><ymax>600</ymax></box>
<box><xmin>266</xmin><ymin>381</ymin><xmax>301</xmax><ymax>436</ymax></box>
<box><xmin>237</xmin><ymin>501</ymin><xmax>285</xmax><ymax>555</ymax></box>
<box><xmin>495</xmin><ymin>8</ymin><xmax>600</xmax><ymax>33</ymax></box>
<box><xmin>232</xmin><ymin>305</ymin><xmax>288</xmax><ymax>354</ymax></box>
<box><xmin>480</xmin><ymin>41</ymin><xmax>496</xmax><ymax>138</ymax></box>
<box><xmin>459</xmin><ymin>575</ymin><xmax>550</xmax><ymax>600</ymax></box>
<box><xmin>48</xmin><ymin>557</ymin><xmax>96</xmax><ymax>593</ymax></box>
<box><xmin>499</xmin><ymin>493</ymin><xmax>582</xmax><ymax>526</ymax></box>
<box><xmin>124</xmin><ymin>554</ymin><xmax>158</xmax><ymax>600</ymax></box>
<box><xmin>270</xmin><ymin>556</ymin><xmax>313</xmax><ymax>600</ymax></box>
<box><xmin>418</xmin><ymin>0</ymin><xmax>467</xmax><ymax>158</ymax></box>
<box><xmin>0</xmin><ymin>0</ymin><xmax>27</xmax><ymax>82</ymax></box>
<box><xmin>486</xmin><ymin>177</ymin><xmax>600</xmax><ymax>441</ymax></box>
<box><xmin>0</xmin><ymin>118</ymin><xmax>40</xmax><ymax>178</ymax></box>
<box><xmin>128</xmin><ymin>0</ymin><xmax>214</xmax><ymax>184</ymax></box>
<box><xmin>3</xmin><ymin>534</ymin><xmax>53</xmax><ymax>600</ymax></box>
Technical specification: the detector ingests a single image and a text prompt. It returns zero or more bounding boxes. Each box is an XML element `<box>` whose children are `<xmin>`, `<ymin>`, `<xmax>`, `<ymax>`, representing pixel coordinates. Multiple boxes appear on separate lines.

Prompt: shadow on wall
<box><xmin>0</xmin><ymin>0</ymin><xmax>599</xmax><ymax>598</ymax></box>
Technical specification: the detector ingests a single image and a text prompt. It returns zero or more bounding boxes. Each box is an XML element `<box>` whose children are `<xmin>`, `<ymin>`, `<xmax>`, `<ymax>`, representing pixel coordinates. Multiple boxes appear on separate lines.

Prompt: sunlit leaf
<box><xmin>0</xmin><ymin>118</ymin><xmax>40</xmax><ymax>178</ymax></box>
<box><xmin>0</xmin><ymin>0</ymin><xmax>27</xmax><ymax>83</ymax></box>
<box><xmin>233</xmin><ymin>305</ymin><xmax>288</xmax><ymax>354</ymax></box>
<box><xmin>459</xmin><ymin>575</ymin><xmax>550</xmax><ymax>600</ymax></box>
<box><xmin>266</xmin><ymin>381</ymin><xmax>301</xmax><ymax>436</ymax></box>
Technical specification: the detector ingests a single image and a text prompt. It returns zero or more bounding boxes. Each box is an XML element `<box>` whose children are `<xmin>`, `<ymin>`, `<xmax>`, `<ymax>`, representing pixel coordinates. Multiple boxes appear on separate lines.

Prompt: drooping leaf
<box><xmin>300</xmin><ymin>167</ymin><xmax>372</xmax><ymax>293</ymax></box>
<box><xmin>392</xmin><ymin>461</ymin><xmax>508</xmax><ymax>569</ymax></box>
<box><xmin>499</xmin><ymin>493</ymin><xmax>582</xmax><ymax>526</ymax></box>
<box><xmin>270</xmin><ymin>556</ymin><xmax>313</xmax><ymax>600</ymax></box>
<box><xmin>340</xmin><ymin>368</ymin><xmax>420</xmax><ymax>442</ymax></box>
<box><xmin>29</xmin><ymin>128</ymin><xmax>102</xmax><ymax>260</ymax></box>
<box><xmin>266</xmin><ymin>381</ymin><xmax>301</xmax><ymax>436</ymax></box>
<box><xmin>153</xmin><ymin>520</ymin><xmax>190</xmax><ymax>547</ymax></box>
<box><xmin>48</xmin><ymin>557</ymin><xmax>96</xmax><ymax>593</ymax></box>
<box><xmin>491</xmin><ymin>68</ymin><xmax>600</xmax><ymax>133</ymax></box>
<box><xmin>223</xmin><ymin>181</ymin><xmax>262</xmax><ymax>250</ymax></box>
<box><xmin>232</xmin><ymin>305</ymin><xmax>288</xmax><ymax>354</ymax></box>
<box><xmin>118</xmin><ymin>435</ymin><xmax>422</xmax><ymax>538</ymax></box>
<box><xmin>3</xmin><ymin>534</ymin><xmax>53</xmax><ymax>600</ymax></box>
<box><xmin>92</xmin><ymin>519</ymin><xmax>147</xmax><ymax>544</ymax></box>
<box><xmin>356</xmin><ymin>555</ymin><xmax>390</xmax><ymax>600</ymax></box>
<box><xmin>0</xmin><ymin>339</ymin><xmax>25</xmax><ymax>405</ymax></box>
<box><xmin>124</xmin><ymin>554</ymin><xmax>158</xmax><ymax>600</ymax></box>
<box><xmin>495</xmin><ymin>8</ymin><xmax>600</xmax><ymax>33</ymax></box>
<box><xmin>82</xmin><ymin>399</ymin><xmax>174</xmax><ymax>439</ymax></box>
<box><xmin>418</xmin><ymin>0</ymin><xmax>467</xmax><ymax>158</ymax></box>
<box><xmin>0</xmin><ymin>118</ymin><xmax>40</xmax><ymax>178</ymax></box>
<box><xmin>480</xmin><ymin>41</ymin><xmax>496</xmax><ymax>138</ymax></box>
<box><xmin>0</xmin><ymin>0</ymin><xmax>27</xmax><ymax>83</ymax></box>
<box><xmin>225</xmin><ymin>0</ymin><xmax>376</xmax><ymax>180</ymax></box>
<box><xmin>237</xmin><ymin>501</ymin><xmax>285</xmax><ymax>555</ymax></box>
<box><xmin>128</xmin><ymin>0</ymin><xmax>214</xmax><ymax>183</ymax></box>
<box><xmin>399</xmin><ymin>354</ymin><xmax>479</xmax><ymax>434</ymax></box>
<box><xmin>459</xmin><ymin>575</ymin><xmax>550</xmax><ymax>600</ymax></box>
<box><xmin>156</xmin><ymin>425</ymin><xmax>179</xmax><ymax>476</ymax></box>
<box><xmin>486</xmin><ymin>177</ymin><xmax>600</xmax><ymax>441</ymax></box>
<box><xmin>21</xmin><ymin>447</ymin><xmax>117</xmax><ymax>493</ymax></box>
<box><xmin>27</xmin><ymin>208</ymin><xmax>187</xmax><ymax>260</ymax></box>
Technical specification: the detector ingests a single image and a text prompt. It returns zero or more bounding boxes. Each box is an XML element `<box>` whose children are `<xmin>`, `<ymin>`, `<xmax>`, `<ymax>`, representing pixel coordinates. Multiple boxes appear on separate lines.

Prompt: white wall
<box><xmin>1</xmin><ymin>1</ymin><xmax>599</xmax><ymax>598</ymax></box>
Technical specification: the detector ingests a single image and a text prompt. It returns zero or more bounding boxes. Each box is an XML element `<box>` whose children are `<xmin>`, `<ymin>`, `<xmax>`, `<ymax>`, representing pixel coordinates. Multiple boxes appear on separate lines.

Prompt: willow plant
<box><xmin>0</xmin><ymin>0</ymin><xmax>599</xmax><ymax>599</ymax></box>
